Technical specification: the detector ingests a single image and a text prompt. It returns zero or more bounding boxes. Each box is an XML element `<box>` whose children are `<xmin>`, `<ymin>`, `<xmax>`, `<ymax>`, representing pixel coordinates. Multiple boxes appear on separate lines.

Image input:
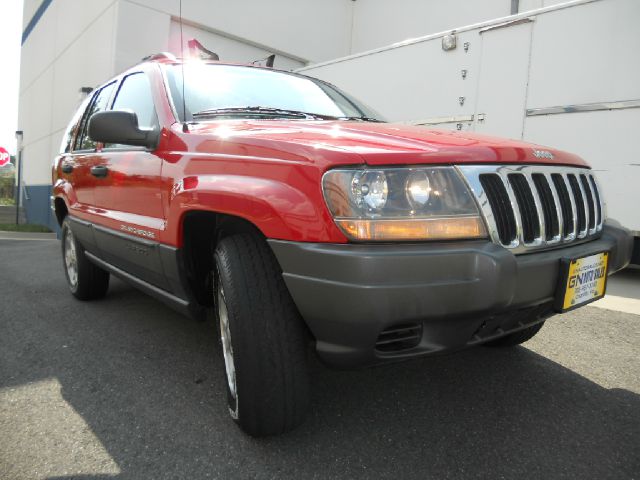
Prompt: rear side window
<box><xmin>111</xmin><ymin>73</ymin><xmax>158</xmax><ymax>129</ymax></box>
<box><xmin>59</xmin><ymin>96</ymin><xmax>91</xmax><ymax>154</ymax></box>
<box><xmin>75</xmin><ymin>82</ymin><xmax>116</xmax><ymax>151</ymax></box>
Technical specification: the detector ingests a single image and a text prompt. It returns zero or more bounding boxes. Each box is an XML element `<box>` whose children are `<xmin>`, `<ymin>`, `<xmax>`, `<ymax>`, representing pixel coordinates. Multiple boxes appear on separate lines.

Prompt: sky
<box><xmin>0</xmin><ymin>1</ymin><xmax>24</xmax><ymax>156</ymax></box>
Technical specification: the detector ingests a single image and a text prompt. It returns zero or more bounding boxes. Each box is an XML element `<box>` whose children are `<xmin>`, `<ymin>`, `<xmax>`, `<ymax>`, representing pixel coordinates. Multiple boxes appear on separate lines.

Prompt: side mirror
<box><xmin>88</xmin><ymin>110</ymin><xmax>159</xmax><ymax>149</ymax></box>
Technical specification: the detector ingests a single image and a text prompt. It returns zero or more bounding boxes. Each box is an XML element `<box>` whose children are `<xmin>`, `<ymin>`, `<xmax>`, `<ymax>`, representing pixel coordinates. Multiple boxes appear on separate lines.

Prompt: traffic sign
<box><xmin>0</xmin><ymin>147</ymin><xmax>10</xmax><ymax>167</ymax></box>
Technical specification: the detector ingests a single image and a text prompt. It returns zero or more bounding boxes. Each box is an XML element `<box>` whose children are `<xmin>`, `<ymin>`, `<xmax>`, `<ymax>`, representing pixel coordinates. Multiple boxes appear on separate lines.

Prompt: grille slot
<box><xmin>459</xmin><ymin>165</ymin><xmax>604</xmax><ymax>254</ymax></box>
<box><xmin>580</xmin><ymin>174</ymin><xmax>596</xmax><ymax>230</ymax></box>
<box><xmin>551</xmin><ymin>174</ymin><xmax>574</xmax><ymax>238</ymax></box>
<box><xmin>479</xmin><ymin>174</ymin><xmax>517</xmax><ymax>245</ymax></box>
<box><xmin>375</xmin><ymin>324</ymin><xmax>422</xmax><ymax>353</ymax></box>
<box><xmin>589</xmin><ymin>175</ymin><xmax>602</xmax><ymax>227</ymax></box>
<box><xmin>508</xmin><ymin>173</ymin><xmax>540</xmax><ymax>243</ymax></box>
<box><xmin>532</xmin><ymin>174</ymin><xmax>559</xmax><ymax>240</ymax></box>
<box><xmin>567</xmin><ymin>174</ymin><xmax>587</xmax><ymax>234</ymax></box>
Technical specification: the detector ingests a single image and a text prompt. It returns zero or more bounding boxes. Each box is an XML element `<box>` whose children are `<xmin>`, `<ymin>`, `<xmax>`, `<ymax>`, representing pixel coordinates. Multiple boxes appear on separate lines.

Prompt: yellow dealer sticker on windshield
<box><xmin>560</xmin><ymin>252</ymin><xmax>608</xmax><ymax>311</ymax></box>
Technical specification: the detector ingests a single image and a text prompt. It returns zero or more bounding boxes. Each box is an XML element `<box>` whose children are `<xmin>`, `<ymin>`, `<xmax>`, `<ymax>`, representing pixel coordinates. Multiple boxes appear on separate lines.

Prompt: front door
<box><xmin>90</xmin><ymin>72</ymin><xmax>168</xmax><ymax>289</ymax></box>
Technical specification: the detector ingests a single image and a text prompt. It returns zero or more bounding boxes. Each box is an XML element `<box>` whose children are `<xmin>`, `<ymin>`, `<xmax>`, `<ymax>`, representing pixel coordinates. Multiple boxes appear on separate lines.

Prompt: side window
<box><xmin>75</xmin><ymin>82</ymin><xmax>116</xmax><ymax>151</ymax></box>
<box><xmin>59</xmin><ymin>96</ymin><xmax>91</xmax><ymax>154</ymax></box>
<box><xmin>111</xmin><ymin>73</ymin><xmax>158</xmax><ymax>130</ymax></box>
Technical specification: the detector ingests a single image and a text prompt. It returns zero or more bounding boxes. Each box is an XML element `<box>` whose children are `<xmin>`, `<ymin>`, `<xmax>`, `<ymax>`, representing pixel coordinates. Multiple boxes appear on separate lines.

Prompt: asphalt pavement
<box><xmin>1</xmin><ymin>237</ymin><xmax>639</xmax><ymax>480</ymax></box>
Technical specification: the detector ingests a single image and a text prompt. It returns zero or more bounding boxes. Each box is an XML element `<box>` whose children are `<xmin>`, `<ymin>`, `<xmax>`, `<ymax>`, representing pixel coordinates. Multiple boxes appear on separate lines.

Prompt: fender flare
<box><xmin>168</xmin><ymin>174</ymin><xmax>344</xmax><ymax>244</ymax></box>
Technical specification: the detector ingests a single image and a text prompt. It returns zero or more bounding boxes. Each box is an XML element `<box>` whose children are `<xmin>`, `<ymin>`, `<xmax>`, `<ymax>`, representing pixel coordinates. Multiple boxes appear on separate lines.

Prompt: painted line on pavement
<box><xmin>590</xmin><ymin>295</ymin><xmax>640</xmax><ymax>316</ymax></box>
<box><xmin>0</xmin><ymin>237</ymin><xmax>58</xmax><ymax>241</ymax></box>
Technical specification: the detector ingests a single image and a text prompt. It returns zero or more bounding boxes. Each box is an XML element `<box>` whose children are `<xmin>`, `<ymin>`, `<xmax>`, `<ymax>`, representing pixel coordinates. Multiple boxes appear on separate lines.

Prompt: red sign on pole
<box><xmin>0</xmin><ymin>147</ymin><xmax>10</xmax><ymax>167</ymax></box>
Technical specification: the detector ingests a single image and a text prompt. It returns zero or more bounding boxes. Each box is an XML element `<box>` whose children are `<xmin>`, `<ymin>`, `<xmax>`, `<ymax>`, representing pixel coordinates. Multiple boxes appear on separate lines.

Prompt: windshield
<box><xmin>165</xmin><ymin>64</ymin><xmax>385</xmax><ymax>122</ymax></box>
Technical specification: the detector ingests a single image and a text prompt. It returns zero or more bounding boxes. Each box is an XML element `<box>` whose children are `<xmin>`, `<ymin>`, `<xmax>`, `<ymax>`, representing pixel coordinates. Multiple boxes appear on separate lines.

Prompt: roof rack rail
<box><xmin>142</xmin><ymin>52</ymin><xmax>177</xmax><ymax>62</ymax></box>
<box><xmin>187</xmin><ymin>39</ymin><xmax>220</xmax><ymax>61</ymax></box>
<box><xmin>251</xmin><ymin>54</ymin><xmax>275</xmax><ymax>68</ymax></box>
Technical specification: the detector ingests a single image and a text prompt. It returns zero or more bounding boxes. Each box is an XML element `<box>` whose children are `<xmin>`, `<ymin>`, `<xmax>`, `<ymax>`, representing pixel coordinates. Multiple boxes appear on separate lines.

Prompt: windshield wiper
<box><xmin>192</xmin><ymin>106</ymin><xmax>385</xmax><ymax>123</ymax></box>
<box><xmin>192</xmin><ymin>106</ymin><xmax>332</xmax><ymax>120</ymax></box>
<box><xmin>337</xmin><ymin>116</ymin><xmax>385</xmax><ymax>123</ymax></box>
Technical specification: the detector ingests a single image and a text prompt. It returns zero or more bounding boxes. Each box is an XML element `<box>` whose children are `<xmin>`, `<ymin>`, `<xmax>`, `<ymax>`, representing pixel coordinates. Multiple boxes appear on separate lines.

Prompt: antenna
<box><xmin>179</xmin><ymin>0</ymin><xmax>188</xmax><ymax>132</ymax></box>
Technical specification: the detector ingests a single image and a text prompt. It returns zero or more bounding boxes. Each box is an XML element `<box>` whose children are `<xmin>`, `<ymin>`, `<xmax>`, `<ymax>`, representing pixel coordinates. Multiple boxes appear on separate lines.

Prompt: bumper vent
<box><xmin>375</xmin><ymin>324</ymin><xmax>422</xmax><ymax>353</ymax></box>
<box><xmin>459</xmin><ymin>165</ymin><xmax>604</xmax><ymax>254</ymax></box>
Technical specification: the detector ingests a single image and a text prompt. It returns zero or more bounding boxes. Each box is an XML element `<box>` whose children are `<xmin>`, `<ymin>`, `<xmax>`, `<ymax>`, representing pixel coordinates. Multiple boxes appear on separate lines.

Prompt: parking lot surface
<box><xmin>1</xmin><ymin>238</ymin><xmax>639</xmax><ymax>479</ymax></box>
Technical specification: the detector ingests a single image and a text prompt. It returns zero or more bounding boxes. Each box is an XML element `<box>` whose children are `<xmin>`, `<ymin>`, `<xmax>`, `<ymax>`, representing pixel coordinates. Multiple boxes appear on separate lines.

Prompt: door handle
<box><xmin>61</xmin><ymin>163</ymin><xmax>73</xmax><ymax>174</ymax></box>
<box><xmin>90</xmin><ymin>165</ymin><xmax>109</xmax><ymax>178</ymax></box>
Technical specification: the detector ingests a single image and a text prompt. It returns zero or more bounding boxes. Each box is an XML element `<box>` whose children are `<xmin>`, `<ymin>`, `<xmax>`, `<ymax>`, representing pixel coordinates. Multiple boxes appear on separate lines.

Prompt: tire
<box><xmin>213</xmin><ymin>233</ymin><xmax>310</xmax><ymax>437</ymax></box>
<box><xmin>482</xmin><ymin>321</ymin><xmax>545</xmax><ymax>347</ymax></box>
<box><xmin>61</xmin><ymin>217</ymin><xmax>110</xmax><ymax>300</ymax></box>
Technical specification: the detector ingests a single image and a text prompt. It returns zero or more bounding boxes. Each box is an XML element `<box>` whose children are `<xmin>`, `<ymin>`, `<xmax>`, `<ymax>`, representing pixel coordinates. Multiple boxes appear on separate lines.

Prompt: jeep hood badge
<box><xmin>533</xmin><ymin>149</ymin><xmax>554</xmax><ymax>160</ymax></box>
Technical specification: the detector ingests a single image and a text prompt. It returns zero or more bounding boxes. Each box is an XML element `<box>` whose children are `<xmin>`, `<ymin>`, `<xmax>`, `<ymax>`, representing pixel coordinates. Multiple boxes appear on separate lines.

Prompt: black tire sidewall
<box><xmin>212</xmin><ymin>233</ymin><xmax>310</xmax><ymax>436</ymax></box>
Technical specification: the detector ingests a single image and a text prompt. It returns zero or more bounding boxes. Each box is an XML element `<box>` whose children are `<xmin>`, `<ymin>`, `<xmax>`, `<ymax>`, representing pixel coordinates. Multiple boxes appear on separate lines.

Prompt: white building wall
<box><xmin>19</xmin><ymin>0</ymin><xmax>118</xmax><ymax>186</ymax></box>
<box><xmin>525</xmin><ymin>0</ymin><xmax>639</xmax><ymax>108</ymax></box>
<box><xmin>351</xmin><ymin>0</ymin><xmax>511</xmax><ymax>53</ymax></box>
<box><xmin>299</xmin><ymin>0</ymin><xmax>640</xmax><ymax>234</ymax></box>
<box><xmin>166</xmin><ymin>21</ymin><xmax>305</xmax><ymax>71</ymax></box>
<box><xmin>112</xmin><ymin>1</ymin><xmax>172</xmax><ymax>73</ymax></box>
<box><xmin>111</xmin><ymin>1</ymin><xmax>306</xmax><ymax>73</ymax></box>
<box><xmin>520</xmin><ymin>0</ymin><xmax>579</xmax><ymax>10</ymax></box>
<box><xmin>122</xmin><ymin>0</ymin><xmax>354</xmax><ymax>63</ymax></box>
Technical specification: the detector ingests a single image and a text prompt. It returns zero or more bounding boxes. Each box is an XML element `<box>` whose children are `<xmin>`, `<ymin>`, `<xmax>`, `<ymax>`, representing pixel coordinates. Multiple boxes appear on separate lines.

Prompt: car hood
<box><xmin>182</xmin><ymin>120</ymin><xmax>588</xmax><ymax>168</ymax></box>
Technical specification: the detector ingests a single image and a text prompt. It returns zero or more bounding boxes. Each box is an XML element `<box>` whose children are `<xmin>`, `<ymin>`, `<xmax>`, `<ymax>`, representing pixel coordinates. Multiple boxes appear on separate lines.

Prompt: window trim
<box><xmin>161</xmin><ymin>63</ymin><xmax>383</xmax><ymax>123</ymax></box>
<box><xmin>60</xmin><ymin>95</ymin><xmax>92</xmax><ymax>154</ymax></box>
<box><xmin>99</xmin><ymin>71</ymin><xmax>160</xmax><ymax>153</ymax></box>
<box><xmin>73</xmin><ymin>81</ymin><xmax>118</xmax><ymax>153</ymax></box>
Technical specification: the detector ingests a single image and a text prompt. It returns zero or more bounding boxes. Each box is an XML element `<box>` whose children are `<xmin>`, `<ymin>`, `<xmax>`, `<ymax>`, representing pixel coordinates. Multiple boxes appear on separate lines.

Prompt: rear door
<box><xmin>65</xmin><ymin>83</ymin><xmax>117</xmax><ymax>252</ymax></box>
<box><xmin>69</xmin><ymin>83</ymin><xmax>117</xmax><ymax>214</ymax></box>
<box><xmin>90</xmin><ymin>71</ymin><xmax>168</xmax><ymax>289</ymax></box>
<box><xmin>56</xmin><ymin>94</ymin><xmax>90</xmax><ymax>208</ymax></box>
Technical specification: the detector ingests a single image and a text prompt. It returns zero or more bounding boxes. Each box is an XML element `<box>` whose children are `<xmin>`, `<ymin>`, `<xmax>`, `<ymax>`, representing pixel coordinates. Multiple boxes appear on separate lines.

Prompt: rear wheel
<box><xmin>213</xmin><ymin>233</ymin><xmax>310</xmax><ymax>436</ymax></box>
<box><xmin>483</xmin><ymin>321</ymin><xmax>545</xmax><ymax>347</ymax></box>
<box><xmin>61</xmin><ymin>217</ymin><xmax>110</xmax><ymax>300</ymax></box>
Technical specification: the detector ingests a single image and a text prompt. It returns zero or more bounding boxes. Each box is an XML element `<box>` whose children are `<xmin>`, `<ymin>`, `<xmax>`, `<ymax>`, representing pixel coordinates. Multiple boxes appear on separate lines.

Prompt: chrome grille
<box><xmin>458</xmin><ymin>165</ymin><xmax>605</xmax><ymax>254</ymax></box>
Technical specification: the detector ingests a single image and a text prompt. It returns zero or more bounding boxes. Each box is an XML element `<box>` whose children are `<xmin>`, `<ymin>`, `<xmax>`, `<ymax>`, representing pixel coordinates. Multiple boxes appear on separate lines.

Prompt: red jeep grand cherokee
<box><xmin>52</xmin><ymin>55</ymin><xmax>633</xmax><ymax>436</ymax></box>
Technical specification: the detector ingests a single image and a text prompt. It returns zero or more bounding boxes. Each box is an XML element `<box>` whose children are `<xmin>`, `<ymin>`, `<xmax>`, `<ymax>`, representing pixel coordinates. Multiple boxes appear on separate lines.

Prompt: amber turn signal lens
<box><xmin>335</xmin><ymin>216</ymin><xmax>486</xmax><ymax>241</ymax></box>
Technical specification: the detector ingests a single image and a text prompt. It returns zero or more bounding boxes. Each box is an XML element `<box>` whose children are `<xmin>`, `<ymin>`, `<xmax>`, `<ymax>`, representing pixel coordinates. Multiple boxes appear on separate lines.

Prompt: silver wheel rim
<box><xmin>64</xmin><ymin>228</ymin><xmax>78</xmax><ymax>288</ymax></box>
<box><xmin>217</xmin><ymin>282</ymin><xmax>238</xmax><ymax>418</ymax></box>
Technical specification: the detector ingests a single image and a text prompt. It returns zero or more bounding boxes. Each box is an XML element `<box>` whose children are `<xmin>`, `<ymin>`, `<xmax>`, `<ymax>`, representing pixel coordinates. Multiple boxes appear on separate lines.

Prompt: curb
<box><xmin>0</xmin><ymin>231</ymin><xmax>58</xmax><ymax>240</ymax></box>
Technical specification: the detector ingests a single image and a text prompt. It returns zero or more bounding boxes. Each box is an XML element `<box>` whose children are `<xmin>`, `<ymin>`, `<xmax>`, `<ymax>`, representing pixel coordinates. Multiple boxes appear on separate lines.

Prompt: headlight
<box><xmin>352</xmin><ymin>170</ymin><xmax>388</xmax><ymax>210</ymax></box>
<box><xmin>322</xmin><ymin>166</ymin><xmax>487</xmax><ymax>241</ymax></box>
<box><xmin>405</xmin><ymin>170</ymin><xmax>431</xmax><ymax>208</ymax></box>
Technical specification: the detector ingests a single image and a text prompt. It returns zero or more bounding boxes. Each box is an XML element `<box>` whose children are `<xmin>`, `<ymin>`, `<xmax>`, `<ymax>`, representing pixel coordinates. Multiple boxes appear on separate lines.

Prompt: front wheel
<box><xmin>213</xmin><ymin>233</ymin><xmax>310</xmax><ymax>436</ymax></box>
<box><xmin>61</xmin><ymin>217</ymin><xmax>110</xmax><ymax>300</ymax></box>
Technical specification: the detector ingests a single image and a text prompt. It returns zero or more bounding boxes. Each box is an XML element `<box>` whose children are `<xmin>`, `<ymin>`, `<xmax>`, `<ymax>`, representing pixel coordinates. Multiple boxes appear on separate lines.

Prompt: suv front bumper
<box><xmin>268</xmin><ymin>223</ymin><xmax>633</xmax><ymax>368</ymax></box>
